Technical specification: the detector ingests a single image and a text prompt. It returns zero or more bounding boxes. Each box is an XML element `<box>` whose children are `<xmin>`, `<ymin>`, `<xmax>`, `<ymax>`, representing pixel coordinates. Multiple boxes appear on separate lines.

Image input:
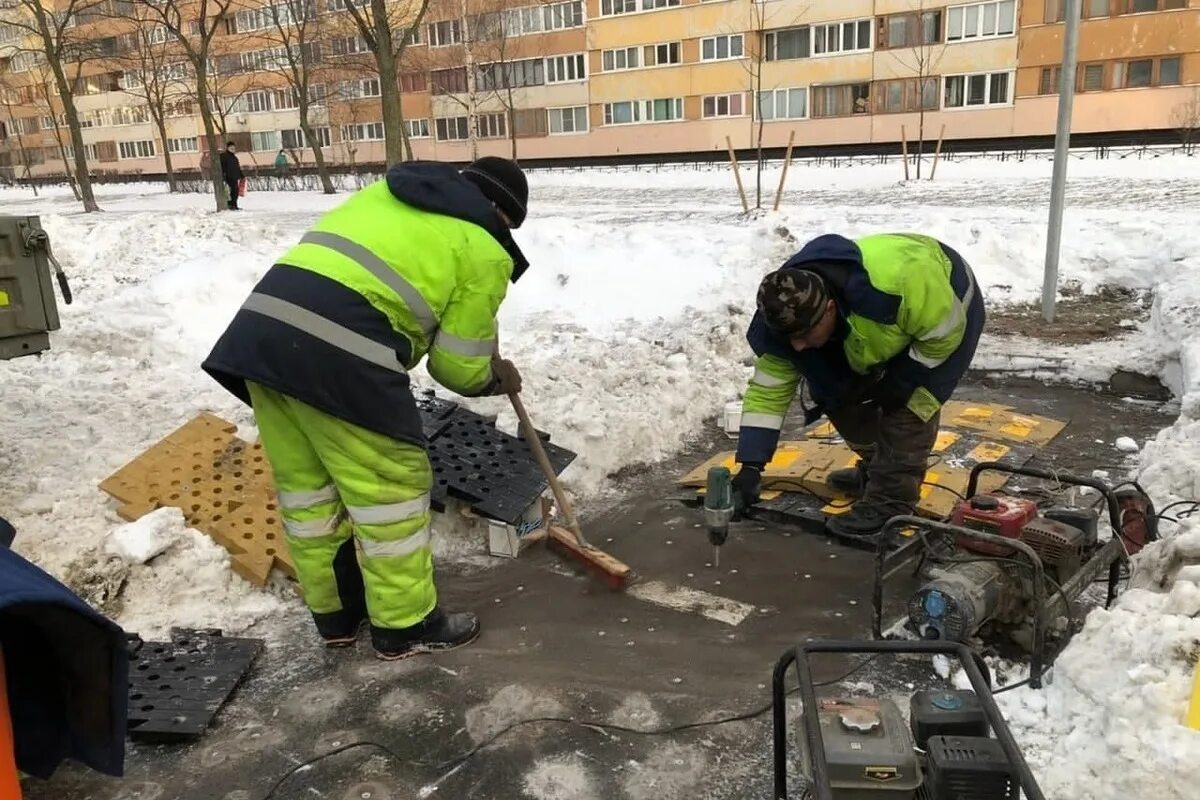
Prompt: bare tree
<box><xmin>339</xmin><ymin>0</ymin><xmax>430</xmax><ymax>164</ymax></box>
<box><xmin>742</xmin><ymin>3</ymin><xmax>807</xmax><ymax>209</ymax></box>
<box><xmin>1171</xmin><ymin>88</ymin><xmax>1200</xmax><ymax>156</ymax></box>
<box><xmin>30</xmin><ymin>67</ymin><xmax>84</xmax><ymax>197</ymax></box>
<box><xmin>134</xmin><ymin>0</ymin><xmax>238</xmax><ymax>211</ymax></box>
<box><xmin>116</xmin><ymin>11</ymin><xmax>193</xmax><ymax>191</ymax></box>
<box><xmin>884</xmin><ymin>2</ymin><xmax>945</xmax><ymax>179</ymax></box>
<box><xmin>5</xmin><ymin>0</ymin><xmax>107</xmax><ymax>210</ymax></box>
<box><xmin>254</xmin><ymin>0</ymin><xmax>336</xmax><ymax>192</ymax></box>
<box><xmin>0</xmin><ymin>73</ymin><xmax>40</xmax><ymax>194</ymax></box>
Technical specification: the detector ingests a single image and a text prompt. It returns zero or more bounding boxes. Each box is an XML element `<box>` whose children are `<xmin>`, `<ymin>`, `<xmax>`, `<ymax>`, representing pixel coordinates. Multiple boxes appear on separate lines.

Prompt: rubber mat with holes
<box><xmin>427</xmin><ymin>406</ymin><xmax>575</xmax><ymax>522</ymax></box>
<box><xmin>98</xmin><ymin>412</ymin><xmax>292</xmax><ymax>586</ymax></box>
<box><xmin>100</xmin><ymin>400</ymin><xmax>579</xmax><ymax>585</ymax></box>
<box><xmin>126</xmin><ymin>628</ymin><xmax>262</xmax><ymax>742</ymax></box>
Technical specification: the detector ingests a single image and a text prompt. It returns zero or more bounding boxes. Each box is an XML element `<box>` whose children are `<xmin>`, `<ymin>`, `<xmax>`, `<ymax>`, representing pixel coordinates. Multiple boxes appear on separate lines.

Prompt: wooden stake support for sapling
<box><xmin>726</xmin><ymin>135</ymin><xmax>749</xmax><ymax>213</ymax></box>
<box><xmin>901</xmin><ymin>126</ymin><xmax>911</xmax><ymax>181</ymax></box>
<box><xmin>929</xmin><ymin>124</ymin><xmax>948</xmax><ymax>181</ymax></box>
<box><xmin>773</xmin><ymin>130</ymin><xmax>796</xmax><ymax>211</ymax></box>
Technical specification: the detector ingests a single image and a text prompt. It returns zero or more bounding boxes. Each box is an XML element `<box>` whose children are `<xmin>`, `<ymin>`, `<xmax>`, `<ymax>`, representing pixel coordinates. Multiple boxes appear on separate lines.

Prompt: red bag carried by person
<box><xmin>238</xmin><ymin>178</ymin><xmax>246</xmax><ymax>197</ymax></box>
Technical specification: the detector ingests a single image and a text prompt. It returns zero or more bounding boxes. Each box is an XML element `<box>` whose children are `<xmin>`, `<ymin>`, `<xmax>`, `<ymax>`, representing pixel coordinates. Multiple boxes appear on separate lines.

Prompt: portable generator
<box><xmin>873</xmin><ymin>463</ymin><xmax>1153</xmax><ymax>688</ymax></box>
<box><xmin>773</xmin><ymin>639</ymin><xmax>1043</xmax><ymax>800</ymax></box>
<box><xmin>0</xmin><ymin>215</ymin><xmax>72</xmax><ymax>360</ymax></box>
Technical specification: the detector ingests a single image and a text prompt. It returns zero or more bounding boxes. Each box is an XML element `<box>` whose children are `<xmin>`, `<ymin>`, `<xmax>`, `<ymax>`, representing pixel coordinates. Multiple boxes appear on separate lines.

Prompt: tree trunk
<box><xmin>916</xmin><ymin>108</ymin><xmax>926</xmax><ymax>180</ymax></box>
<box><xmin>195</xmin><ymin>76</ymin><xmax>228</xmax><ymax>212</ymax></box>
<box><xmin>51</xmin><ymin>129</ymin><xmax>81</xmax><ymax>201</ymax></box>
<box><xmin>154</xmin><ymin>113</ymin><xmax>178</xmax><ymax>192</ymax></box>
<box><xmin>44</xmin><ymin>68</ymin><xmax>98</xmax><ymax>211</ymax></box>
<box><xmin>298</xmin><ymin>98</ymin><xmax>335</xmax><ymax>194</ymax></box>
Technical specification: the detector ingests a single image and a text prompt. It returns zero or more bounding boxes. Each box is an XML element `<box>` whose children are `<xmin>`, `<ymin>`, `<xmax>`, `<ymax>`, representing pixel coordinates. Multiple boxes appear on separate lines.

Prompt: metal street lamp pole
<box><xmin>1042</xmin><ymin>0</ymin><xmax>1083</xmax><ymax>323</ymax></box>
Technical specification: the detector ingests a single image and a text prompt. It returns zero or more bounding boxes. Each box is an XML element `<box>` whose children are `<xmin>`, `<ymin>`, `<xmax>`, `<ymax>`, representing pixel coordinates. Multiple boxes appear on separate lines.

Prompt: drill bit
<box><xmin>713</xmin><ymin>545</ymin><xmax>720</xmax><ymax>568</ymax></box>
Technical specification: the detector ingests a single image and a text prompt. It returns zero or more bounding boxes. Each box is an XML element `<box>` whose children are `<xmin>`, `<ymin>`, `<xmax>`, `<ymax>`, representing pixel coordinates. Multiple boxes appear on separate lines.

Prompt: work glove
<box><xmin>731</xmin><ymin>463</ymin><xmax>764</xmax><ymax>518</ymax></box>
<box><xmin>486</xmin><ymin>357</ymin><xmax>522</xmax><ymax>396</ymax></box>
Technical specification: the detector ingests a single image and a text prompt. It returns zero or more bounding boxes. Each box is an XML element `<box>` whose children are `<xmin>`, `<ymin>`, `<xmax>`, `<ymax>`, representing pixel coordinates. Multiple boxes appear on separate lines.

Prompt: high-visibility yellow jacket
<box><xmin>737</xmin><ymin>233</ymin><xmax>985</xmax><ymax>465</ymax></box>
<box><xmin>203</xmin><ymin>162</ymin><xmax>529</xmax><ymax>446</ymax></box>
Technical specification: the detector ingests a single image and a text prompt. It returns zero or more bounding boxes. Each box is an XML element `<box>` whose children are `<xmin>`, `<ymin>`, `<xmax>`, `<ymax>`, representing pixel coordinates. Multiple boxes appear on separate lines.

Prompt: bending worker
<box><xmin>732</xmin><ymin>233</ymin><xmax>985</xmax><ymax>538</ymax></box>
<box><xmin>203</xmin><ymin>157</ymin><xmax>529</xmax><ymax>660</ymax></box>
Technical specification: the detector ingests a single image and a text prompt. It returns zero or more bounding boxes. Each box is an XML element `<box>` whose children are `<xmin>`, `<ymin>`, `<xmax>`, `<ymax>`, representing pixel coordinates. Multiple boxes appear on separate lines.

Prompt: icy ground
<box><xmin>3</xmin><ymin>153</ymin><xmax>1200</xmax><ymax>799</ymax></box>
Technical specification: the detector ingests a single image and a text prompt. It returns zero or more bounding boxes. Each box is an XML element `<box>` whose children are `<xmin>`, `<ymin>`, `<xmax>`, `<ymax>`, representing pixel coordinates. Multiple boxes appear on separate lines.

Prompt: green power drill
<box><xmin>703</xmin><ymin>466</ymin><xmax>743</xmax><ymax>567</ymax></box>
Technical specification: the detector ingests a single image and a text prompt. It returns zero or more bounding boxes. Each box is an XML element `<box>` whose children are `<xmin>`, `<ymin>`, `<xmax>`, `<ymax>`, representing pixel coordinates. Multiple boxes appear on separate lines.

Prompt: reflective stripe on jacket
<box><xmin>203</xmin><ymin>162</ymin><xmax>526</xmax><ymax>446</ymax></box>
<box><xmin>736</xmin><ymin>233</ymin><xmax>985</xmax><ymax>465</ymax></box>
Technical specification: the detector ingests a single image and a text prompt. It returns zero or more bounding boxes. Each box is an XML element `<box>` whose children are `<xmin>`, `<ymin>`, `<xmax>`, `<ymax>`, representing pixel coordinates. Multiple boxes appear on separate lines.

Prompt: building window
<box><xmin>435</xmin><ymin>116</ymin><xmax>470</xmax><ymax>141</ymax></box>
<box><xmin>330</xmin><ymin>35</ymin><xmax>368</xmax><ymax>56</ymax></box>
<box><xmin>644</xmin><ymin>42</ymin><xmax>681</xmax><ymax>66</ymax></box>
<box><xmin>879</xmin><ymin>11</ymin><xmax>942</xmax><ymax>48</ymax></box>
<box><xmin>1113</xmin><ymin>57</ymin><xmax>1179</xmax><ymax>88</ymax></box>
<box><xmin>1159</xmin><ymin>56</ymin><xmax>1181</xmax><ymax>85</ymax></box>
<box><xmin>1039</xmin><ymin>66</ymin><xmax>1061</xmax><ymax>95</ymax></box>
<box><xmin>548</xmin><ymin>106</ymin><xmax>588</xmax><ymax>134</ymax></box>
<box><xmin>601</xmin><ymin>0</ymin><xmax>677</xmax><ymax>13</ymax></box>
<box><xmin>603</xmin><ymin>98</ymin><xmax>684</xmax><ymax>125</ymax></box>
<box><xmin>401</xmin><ymin>24</ymin><xmax>422</xmax><ymax>46</ymax></box>
<box><xmin>1079</xmin><ymin>63</ymin><xmax>1105</xmax><ymax>92</ymax></box>
<box><xmin>602</xmin><ymin>46</ymin><xmax>640</xmax><ymax>71</ymax></box>
<box><xmin>947</xmin><ymin>1</ymin><xmax>1016</xmax><ymax>41</ymax></box>
<box><xmin>876</xmin><ymin>77</ymin><xmax>939</xmax><ymax>113</ymax></box>
<box><xmin>546</xmin><ymin>53</ymin><xmax>586</xmax><ymax>82</ymax></box>
<box><xmin>281</xmin><ymin>127</ymin><xmax>331</xmax><ymax>148</ymax></box>
<box><xmin>399</xmin><ymin>72</ymin><xmax>427</xmax><ymax>93</ymax></box>
<box><xmin>756</xmin><ymin>87</ymin><xmax>807</xmax><ymax>120</ymax></box>
<box><xmin>118</xmin><ymin>140</ymin><xmax>156</xmax><ymax>159</ymax></box>
<box><xmin>502</xmin><ymin>1</ymin><xmax>583</xmax><ymax>34</ymax></box>
<box><xmin>763</xmin><ymin>27</ymin><xmax>810</xmax><ymax>61</ymax></box>
<box><xmin>405</xmin><ymin>119</ymin><xmax>431</xmax><ymax>139</ymax></box>
<box><xmin>474</xmin><ymin>113</ymin><xmax>507</xmax><ymax>139</ymax></box>
<box><xmin>944</xmin><ymin>71</ymin><xmax>1011</xmax><ymax>107</ymax></box>
<box><xmin>341</xmin><ymin>122</ymin><xmax>385</xmax><ymax>142</ymax></box>
<box><xmin>336</xmin><ymin>78</ymin><xmax>381</xmax><ymax>99</ymax></box>
<box><xmin>701</xmin><ymin>34</ymin><xmax>744</xmax><ymax>61</ymax></box>
<box><xmin>600</xmin><ymin>0</ymin><xmax>637</xmax><ymax>14</ymax></box>
<box><xmin>1121</xmin><ymin>0</ymin><xmax>1185</xmax><ymax>10</ymax></box>
<box><xmin>477</xmin><ymin>58</ymin><xmax>544</xmax><ymax>91</ymax></box>
<box><xmin>431</xmin><ymin>67</ymin><xmax>468</xmax><ymax>95</ymax></box>
<box><xmin>812</xmin><ymin>19</ymin><xmax>872</xmax><ymax>55</ymax></box>
<box><xmin>251</xmin><ymin>130</ymin><xmax>281</xmax><ymax>152</ymax></box>
<box><xmin>513</xmin><ymin>108</ymin><xmax>548</xmax><ymax>137</ymax></box>
<box><xmin>702</xmin><ymin>93</ymin><xmax>744</xmax><ymax>118</ymax></box>
<box><xmin>1083</xmin><ymin>0</ymin><xmax>1110</xmax><ymax>17</ymax></box>
<box><xmin>811</xmin><ymin>84</ymin><xmax>871</xmax><ymax>117</ymax></box>
<box><xmin>428</xmin><ymin>19</ymin><xmax>462</xmax><ymax>47</ymax></box>
<box><xmin>166</xmin><ymin>137</ymin><xmax>199</xmax><ymax>153</ymax></box>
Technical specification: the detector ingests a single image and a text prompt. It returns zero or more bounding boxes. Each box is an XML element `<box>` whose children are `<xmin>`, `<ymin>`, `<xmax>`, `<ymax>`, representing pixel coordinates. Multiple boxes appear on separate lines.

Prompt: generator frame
<box><xmin>771</xmin><ymin>639</ymin><xmax>1046</xmax><ymax>800</ymax></box>
<box><xmin>870</xmin><ymin>463</ymin><xmax>1129</xmax><ymax>690</ymax></box>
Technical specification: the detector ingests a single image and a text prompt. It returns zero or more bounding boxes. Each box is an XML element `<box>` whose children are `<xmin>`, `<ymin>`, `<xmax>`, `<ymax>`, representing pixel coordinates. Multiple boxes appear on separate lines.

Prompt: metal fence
<box><xmin>7</xmin><ymin>141</ymin><xmax>1195</xmax><ymax>193</ymax></box>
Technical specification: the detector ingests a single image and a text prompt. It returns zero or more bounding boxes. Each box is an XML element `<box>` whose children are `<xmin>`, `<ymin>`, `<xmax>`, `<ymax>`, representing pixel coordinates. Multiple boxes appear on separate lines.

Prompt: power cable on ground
<box><xmin>258</xmin><ymin>655</ymin><xmax>883</xmax><ymax>799</ymax></box>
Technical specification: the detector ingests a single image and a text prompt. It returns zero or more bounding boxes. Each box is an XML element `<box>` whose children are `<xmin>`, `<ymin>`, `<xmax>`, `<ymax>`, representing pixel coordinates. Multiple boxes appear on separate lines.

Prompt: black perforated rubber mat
<box><xmin>126</xmin><ymin>628</ymin><xmax>262</xmax><ymax>742</ymax></box>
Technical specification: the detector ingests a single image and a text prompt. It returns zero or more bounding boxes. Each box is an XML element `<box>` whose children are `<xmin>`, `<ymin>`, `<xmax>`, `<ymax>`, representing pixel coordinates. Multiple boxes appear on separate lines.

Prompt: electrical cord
<box><xmin>258</xmin><ymin>655</ymin><xmax>883</xmax><ymax>799</ymax></box>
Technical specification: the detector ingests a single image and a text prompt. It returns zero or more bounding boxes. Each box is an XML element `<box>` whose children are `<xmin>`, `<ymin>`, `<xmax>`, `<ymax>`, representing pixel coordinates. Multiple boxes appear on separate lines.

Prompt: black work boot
<box><xmin>826</xmin><ymin>499</ymin><xmax>910</xmax><ymax>540</ymax></box>
<box><xmin>371</xmin><ymin>606</ymin><xmax>481</xmax><ymax>662</ymax></box>
<box><xmin>826</xmin><ymin>461</ymin><xmax>870</xmax><ymax>497</ymax></box>
<box><xmin>312</xmin><ymin>602</ymin><xmax>368</xmax><ymax>648</ymax></box>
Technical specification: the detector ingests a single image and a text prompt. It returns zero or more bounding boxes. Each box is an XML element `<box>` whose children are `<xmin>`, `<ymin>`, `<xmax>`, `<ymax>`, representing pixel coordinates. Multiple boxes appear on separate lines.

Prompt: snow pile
<box><xmin>995</xmin><ymin>526</ymin><xmax>1200</xmax><ymax>800</ymax></box>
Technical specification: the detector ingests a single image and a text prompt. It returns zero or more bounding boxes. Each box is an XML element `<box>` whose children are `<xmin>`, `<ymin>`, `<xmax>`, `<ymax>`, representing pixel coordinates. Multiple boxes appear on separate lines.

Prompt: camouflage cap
<box><xmin>756</xmin><ymin>269</ymin><xmax>830</xmax><ymax>336</ymax></box>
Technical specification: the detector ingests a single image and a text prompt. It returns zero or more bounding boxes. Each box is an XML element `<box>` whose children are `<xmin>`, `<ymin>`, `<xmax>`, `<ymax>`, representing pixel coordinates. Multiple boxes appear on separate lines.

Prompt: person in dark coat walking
<box><xmin>219</xmin><ymin>142</ymin><xmax>244</xmax><ymax>210</ymax></box>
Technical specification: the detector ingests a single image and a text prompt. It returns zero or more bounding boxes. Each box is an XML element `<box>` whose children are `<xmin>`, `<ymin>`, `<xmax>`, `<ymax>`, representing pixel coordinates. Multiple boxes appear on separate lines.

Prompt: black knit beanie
<box><xmin>463</xmin><ymin>156</ymin><xmax>528</xmax><ymax>228</ymax></box>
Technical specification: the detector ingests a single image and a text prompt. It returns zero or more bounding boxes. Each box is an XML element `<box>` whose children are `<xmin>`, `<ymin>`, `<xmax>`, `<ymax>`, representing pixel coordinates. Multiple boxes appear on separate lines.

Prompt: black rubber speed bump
<box><xmin>415</xmin><ymin>391</ymin><xmax>459</xmax><ymax>440</ymax></box>
<box><xmin>126</xmin><ymin>628</ymin><xmax>261</xmax><ymax>742</ymax></box>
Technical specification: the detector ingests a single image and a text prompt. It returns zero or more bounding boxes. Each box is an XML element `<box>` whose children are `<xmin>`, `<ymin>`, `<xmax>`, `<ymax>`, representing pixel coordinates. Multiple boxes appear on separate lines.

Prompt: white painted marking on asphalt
<box><xmin>627</xmin><ymin>580</ymin><xmax>755</xmax><ymax>626</ymax></box>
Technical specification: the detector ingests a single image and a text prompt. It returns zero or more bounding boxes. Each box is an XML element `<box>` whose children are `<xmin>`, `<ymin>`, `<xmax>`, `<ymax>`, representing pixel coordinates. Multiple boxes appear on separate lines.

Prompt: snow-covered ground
<box><xmin>3</xmin><ymin>153</ymin><xmax>1200</xmax><ymax>799</ymax></box>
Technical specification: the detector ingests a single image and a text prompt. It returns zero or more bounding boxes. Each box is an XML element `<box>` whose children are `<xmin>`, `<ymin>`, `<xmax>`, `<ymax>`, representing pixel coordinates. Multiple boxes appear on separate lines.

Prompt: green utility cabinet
<box><xmin>0</xmin><ymin>216</ymin><xmax>63</xmax><ymax>360</ymax></box>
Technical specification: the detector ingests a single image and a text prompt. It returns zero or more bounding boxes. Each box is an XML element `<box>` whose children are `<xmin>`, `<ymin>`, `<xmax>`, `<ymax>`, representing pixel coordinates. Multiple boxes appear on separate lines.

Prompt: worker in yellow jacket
<box><xmin>203</xmin><ymin>157</ymin><xmax>529</xmax><ymax>660</ymax></box>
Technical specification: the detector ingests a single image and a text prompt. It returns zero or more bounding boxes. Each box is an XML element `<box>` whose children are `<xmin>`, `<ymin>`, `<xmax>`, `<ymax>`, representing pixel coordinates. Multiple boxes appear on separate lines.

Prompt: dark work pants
<box><xmin>225</xmin><ymin>179</ymin><xmax>239</xmax><ymax>209</ymax></box>
<box><xmin>826</xmin><ymin>401</ymin><xmax>940</xmax><ymax>509</ymax></box>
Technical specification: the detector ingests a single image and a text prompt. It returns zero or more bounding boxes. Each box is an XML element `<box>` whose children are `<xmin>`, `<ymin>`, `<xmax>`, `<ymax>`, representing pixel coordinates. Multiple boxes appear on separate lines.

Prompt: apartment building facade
<box><xmin>0</xmin><ymin>0</ymin><xmax>1197</xmax><ymax>177</ymax></box>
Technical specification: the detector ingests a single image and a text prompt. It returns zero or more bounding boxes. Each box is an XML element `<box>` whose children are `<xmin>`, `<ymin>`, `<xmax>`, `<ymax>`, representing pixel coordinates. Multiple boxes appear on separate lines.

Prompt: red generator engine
<box><xmin>950</xmin><ymin>494</ymin><xmax>1039</xmax><ymax>556</ymax></box>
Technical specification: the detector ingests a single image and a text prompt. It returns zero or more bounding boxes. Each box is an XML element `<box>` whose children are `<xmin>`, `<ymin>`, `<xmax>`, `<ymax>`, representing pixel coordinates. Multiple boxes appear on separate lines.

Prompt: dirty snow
<box><xmin>4</xmin><ymin>155</ymin><xmax>1200</xmax><ymax>798</ymax></box>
